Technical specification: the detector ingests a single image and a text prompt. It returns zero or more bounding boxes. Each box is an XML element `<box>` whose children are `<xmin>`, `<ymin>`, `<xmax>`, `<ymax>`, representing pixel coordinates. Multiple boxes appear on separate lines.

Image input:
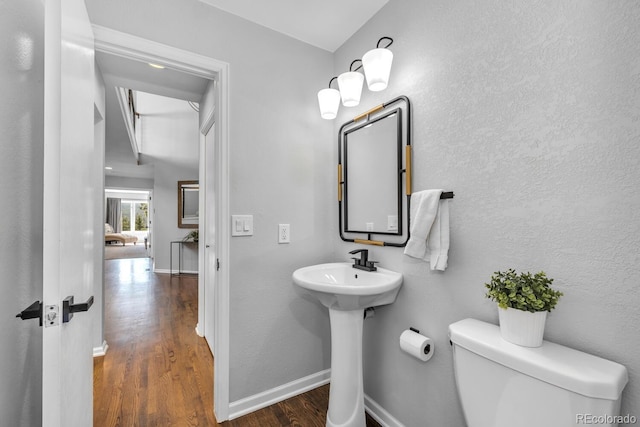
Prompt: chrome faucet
<box><xmin>349</xmin><ymin>249</ymin><xmax>378</xmax><ymax>272</ymax></box>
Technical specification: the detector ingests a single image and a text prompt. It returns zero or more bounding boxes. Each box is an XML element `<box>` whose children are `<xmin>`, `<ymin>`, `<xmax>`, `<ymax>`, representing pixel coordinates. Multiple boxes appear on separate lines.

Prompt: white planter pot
<box><xmin>498</xmin><ymin>307</ymin><xmax>547</xmax><ymax>347</ymax></box>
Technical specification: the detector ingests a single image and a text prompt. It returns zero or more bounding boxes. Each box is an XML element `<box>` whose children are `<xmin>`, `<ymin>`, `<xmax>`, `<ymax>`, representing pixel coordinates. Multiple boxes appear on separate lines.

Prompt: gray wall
<box><xmin>0</xmin><ymin>0</ymin><xmax>44</xmax><ymax>425</ymax></box>
<box><xmin>134</xmin><ymin>93</ymin><xmax>200</xmax><ymax>272</ymax></box>
<box><xmin>333</xmin><ymin>1</ymin><xmax>640</xmax><ymax>425</ymax></box>
<box><xmin>153</xmin><ymin>159</ymin><xmax>199</xmax><ymax>272</ymax></box>
<box><xmin>104</xmin><ymin>176</ymin><xmax>154</xmax><ymax>191</ymax></box>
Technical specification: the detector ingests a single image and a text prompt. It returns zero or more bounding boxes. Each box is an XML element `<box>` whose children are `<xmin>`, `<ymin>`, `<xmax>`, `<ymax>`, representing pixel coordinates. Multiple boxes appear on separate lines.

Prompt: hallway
<box><xmin>94</xmin><ymin>258</ymin><xmax>215</xmax><ymax>425</ymax></box>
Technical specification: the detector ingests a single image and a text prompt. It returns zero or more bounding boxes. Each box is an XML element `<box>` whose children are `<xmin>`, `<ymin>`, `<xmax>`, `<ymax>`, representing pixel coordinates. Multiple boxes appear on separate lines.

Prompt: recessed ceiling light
<box><xmin>148</xmin><ymin>63</ymin><xmax>165</xmax><ymax>69</ymax></box>
<box><xmin>105</xmin><ymin>166</ymin><xmax>113</xmax><ymax>170</ymax></box>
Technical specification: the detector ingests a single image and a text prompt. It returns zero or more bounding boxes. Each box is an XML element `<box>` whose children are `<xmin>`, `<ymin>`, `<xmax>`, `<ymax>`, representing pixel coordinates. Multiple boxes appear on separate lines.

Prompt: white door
<box><xmin>147</xmin><ymin>191</ymin><xmax>153</xmax><ymax>257</ymax></box>
<box><xmin>204</xmin><ymin>126</ymin><xmax>216</xmax><ymax>352</ymax></box>
<box><xmin>42</xmin><ymin>0</ymin><xmax>97</xmax><ymax>426</ymax></box>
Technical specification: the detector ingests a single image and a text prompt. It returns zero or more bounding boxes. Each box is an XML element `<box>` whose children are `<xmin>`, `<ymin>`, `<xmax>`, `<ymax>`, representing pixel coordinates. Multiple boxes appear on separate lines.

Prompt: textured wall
<box><xmin>334</xmin><ymin>1</ymin><xmax>640</xmax><ymax>425</ymax></box>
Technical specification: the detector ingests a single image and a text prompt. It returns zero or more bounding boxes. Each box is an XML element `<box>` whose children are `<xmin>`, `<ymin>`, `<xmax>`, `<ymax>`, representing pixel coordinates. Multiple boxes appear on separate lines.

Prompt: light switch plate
<box><xmin>231</xmin><ymin>215</ymin><xmax>253</xmax><ymax>236</ymax></box>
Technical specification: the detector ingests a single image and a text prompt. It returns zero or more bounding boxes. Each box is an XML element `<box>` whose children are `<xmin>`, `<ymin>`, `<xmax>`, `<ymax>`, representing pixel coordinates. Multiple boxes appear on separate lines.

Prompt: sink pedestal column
<box><xmin>327</xmin><ymin>307</ymin><xmax>365</xmax><ymax>427</ymax></box>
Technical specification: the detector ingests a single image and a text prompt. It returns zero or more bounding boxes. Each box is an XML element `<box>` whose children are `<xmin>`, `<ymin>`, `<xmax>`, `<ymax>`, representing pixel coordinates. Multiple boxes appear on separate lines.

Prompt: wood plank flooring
<box><xmin>95</xmin><ymin>257</ymin><xmax>381</xmax><ymax>427</ymax></box>
<box><xmin>94</xmin><ymin>258</ymin><xmax>215</xmax><ymax>426</ymax></box>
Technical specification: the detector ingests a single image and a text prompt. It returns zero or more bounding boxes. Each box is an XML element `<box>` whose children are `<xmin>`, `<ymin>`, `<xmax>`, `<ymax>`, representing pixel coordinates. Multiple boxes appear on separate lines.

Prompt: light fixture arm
<box><xmin>349</xmin><ymin>59</ymin><xmax>363</xmax><ymax>73</ymax></box>
<box><xmin>328</xmin><ymin>76</ymin><xmax>338</xmax><ymax>89</ymax></box>
<box><xmin>376</xmin><ymin>36</ymin><xmax>393</xmax><ymax>49</ymax></box>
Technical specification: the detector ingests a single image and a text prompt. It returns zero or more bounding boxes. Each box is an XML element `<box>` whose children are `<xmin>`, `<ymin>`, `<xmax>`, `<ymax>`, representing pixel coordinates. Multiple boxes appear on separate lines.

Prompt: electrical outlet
<box><xmin>278</xmin><ymin>224</ymin><xmax>290</xmax><ymax>244</ymax></box>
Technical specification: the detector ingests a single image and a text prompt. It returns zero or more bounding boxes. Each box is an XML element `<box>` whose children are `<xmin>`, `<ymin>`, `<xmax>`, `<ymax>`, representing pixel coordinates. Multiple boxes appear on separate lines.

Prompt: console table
<box><xmin>170</xmin><ymin>240</ymin><xmax>198</xmax><ymax>276</ymax></box>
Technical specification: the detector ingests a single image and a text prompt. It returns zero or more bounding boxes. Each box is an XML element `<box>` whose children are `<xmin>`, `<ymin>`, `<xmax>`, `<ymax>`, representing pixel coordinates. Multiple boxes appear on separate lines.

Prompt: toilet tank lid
<box><xmin>449</xmin><ymin>318</ymin><xmax>628</xmax><ymax>400</ymax></box>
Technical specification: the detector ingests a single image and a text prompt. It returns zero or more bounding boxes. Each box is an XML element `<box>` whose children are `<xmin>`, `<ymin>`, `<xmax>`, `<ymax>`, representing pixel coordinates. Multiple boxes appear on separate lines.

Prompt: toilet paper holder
<box><xmin>410</xmin><ymin>327</ymin><xmax>431</xmax><ymax>355</ymax></box>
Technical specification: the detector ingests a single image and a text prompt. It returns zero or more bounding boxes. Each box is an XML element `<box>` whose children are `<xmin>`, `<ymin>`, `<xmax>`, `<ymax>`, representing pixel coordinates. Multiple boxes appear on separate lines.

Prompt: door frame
<box><xmin>199</xmin><ymin>97</ymin><xmax>216</xmax><ymax>354</ymax></box>
<box><xmin>92</xmin><ymin>25</ymin><xmax>232</xmax><ymax>421</ymax></box>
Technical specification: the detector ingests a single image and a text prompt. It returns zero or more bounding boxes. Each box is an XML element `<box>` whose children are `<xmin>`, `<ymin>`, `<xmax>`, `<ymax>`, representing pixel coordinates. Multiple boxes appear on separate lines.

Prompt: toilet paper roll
<box><xmin>400</xmin><ymin>329</ymin><xmax>434</xmax><ymax>362</ymax></box>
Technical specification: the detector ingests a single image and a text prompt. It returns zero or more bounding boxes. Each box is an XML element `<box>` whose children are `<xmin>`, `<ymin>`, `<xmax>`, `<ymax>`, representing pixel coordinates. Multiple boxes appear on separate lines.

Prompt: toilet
<box><xmin>449</xmin><ymin>319</ymin><xmax>628</xmax><ymax>427</ymax></box>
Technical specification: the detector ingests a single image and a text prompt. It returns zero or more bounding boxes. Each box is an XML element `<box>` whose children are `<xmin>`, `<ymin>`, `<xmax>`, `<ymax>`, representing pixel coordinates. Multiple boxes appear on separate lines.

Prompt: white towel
<box><xmin>404</xmin><ymin>190</ymin><xmax>450</xmax><ymax>271</ymax></box>
<box><xmin>428</xmin><ymin>199</ymin><xmax>449</xmax><ymax>270</ymax></box>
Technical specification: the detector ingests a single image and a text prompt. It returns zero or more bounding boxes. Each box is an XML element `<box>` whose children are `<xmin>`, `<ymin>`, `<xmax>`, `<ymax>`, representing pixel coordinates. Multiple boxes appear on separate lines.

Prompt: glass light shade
<box><xmin>317</xmin><ymin>88</ymin><xmax>340</xmax><ymax>120</ymax></box>
<box><xmin>362</xmin><ymin>48</ymin><xmax>393</xmax><ymax>91</ymax></box>
<box><xmin>337</xmin><ymin>71</ymin><xmax>364</xmax><ymax>107</ymax></box>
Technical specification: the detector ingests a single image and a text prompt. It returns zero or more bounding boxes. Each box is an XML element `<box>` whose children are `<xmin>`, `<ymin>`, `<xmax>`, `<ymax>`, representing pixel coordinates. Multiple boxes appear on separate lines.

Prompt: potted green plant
<box><xmin>485</xmin><ymin>269</ymin><xmax>563</xmax><ymax>347</ymax></box>
<box><xmin>183</xmin><ymin>230</ymin><xmax>199</xmax><ymax>243</ymax></box>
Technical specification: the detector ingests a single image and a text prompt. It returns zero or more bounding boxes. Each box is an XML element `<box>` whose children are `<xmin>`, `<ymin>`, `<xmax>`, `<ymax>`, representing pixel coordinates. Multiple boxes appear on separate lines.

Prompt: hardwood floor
<box><xmin>94</xmin><ymin>258</ymin><xmax>215</xmax><ymax>426</ymax></box>
<box><xmin>95</xmin><ymin>257</ymin><xmax>381</xmax><ymax>427</ymax></box>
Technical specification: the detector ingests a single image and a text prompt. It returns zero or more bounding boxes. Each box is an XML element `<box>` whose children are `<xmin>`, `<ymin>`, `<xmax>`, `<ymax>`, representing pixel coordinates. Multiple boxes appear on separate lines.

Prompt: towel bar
<box><xmin>440</xmin><ymin>192</ymin><xmax>454</xmax><ymax>199</ymax></box>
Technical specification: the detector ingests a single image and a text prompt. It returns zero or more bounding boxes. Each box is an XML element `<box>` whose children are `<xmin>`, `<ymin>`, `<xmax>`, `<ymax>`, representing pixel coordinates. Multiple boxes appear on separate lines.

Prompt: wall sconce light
<box><xmin>362</xmin><ymin>37</ymin><xmax>394</xmax><ymax>91</ymax></box>
<box><xmin>337</xmin><ymin>59</ymin><xmax>365</xmax><ymax>107</ymax></box>
<box><xmin>317</xmin><ymin>36</ymin><xmax>394</xmax><ymax>119</ymax></box>
<box><xmin>317</xmin><ymin>77</ymin><xmax>340</xmax><ymax>120</ymax></box>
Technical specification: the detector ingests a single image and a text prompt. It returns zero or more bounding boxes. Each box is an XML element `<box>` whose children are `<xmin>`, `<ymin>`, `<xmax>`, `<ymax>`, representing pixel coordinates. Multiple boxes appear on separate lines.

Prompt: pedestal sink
<box><xmin>292</xmin><ymin>262</ymin><xmax>403</xmax><ymax>427</ymax></box>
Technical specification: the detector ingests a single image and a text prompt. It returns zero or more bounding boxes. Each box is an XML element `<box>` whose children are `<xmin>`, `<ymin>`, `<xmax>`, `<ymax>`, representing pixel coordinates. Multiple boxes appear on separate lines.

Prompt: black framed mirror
<box><xmin>178</xmin><ymin>180</ymin><xmax>199</xmax><ymax>229</ymax></box>
<box><xmin>338</xmin><ymin>96</ymin><xmax>412</xmax><ymax>247</ymax></box>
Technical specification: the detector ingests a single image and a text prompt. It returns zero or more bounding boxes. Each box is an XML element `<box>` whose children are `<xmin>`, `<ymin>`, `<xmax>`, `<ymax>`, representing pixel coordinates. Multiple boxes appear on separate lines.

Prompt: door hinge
<box><xmin>216</xmin><ymin>258</ymin><xmax>220</xmax><ymax>271</ymax></box>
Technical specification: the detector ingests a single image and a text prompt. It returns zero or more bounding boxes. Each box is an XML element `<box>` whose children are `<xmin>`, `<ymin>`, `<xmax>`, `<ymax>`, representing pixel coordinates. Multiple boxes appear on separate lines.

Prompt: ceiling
<box><xmin>198</xmin><ymin>0</ymin><xmax>389</xmax><ymax>52</ymax></box>
<box><xmin>97</xmin><ymin>52</ymin><xmax>210</xmax><ymax>180</ymax></box>
<box><xmin>99</xmin><ymin>0</ymin><xmax>389</xmax><ymax>180</ymax></box>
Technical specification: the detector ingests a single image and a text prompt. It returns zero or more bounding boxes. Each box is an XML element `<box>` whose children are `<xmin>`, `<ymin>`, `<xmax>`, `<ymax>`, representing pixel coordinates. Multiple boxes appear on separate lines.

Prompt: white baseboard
<box><xmin>195</xmin><ymin>323</ymin><xmax>204</xmax><ymax>337</ymax></box>
<box><xmin>227</xmin><ymin>369</ymin><xmax>403</xmax><ymax>426</ymax></box>
<box><xmin>364</xmin><ymin>394</ymin><xmax>405</xmax><ymax>427</ymax></box>
<box><xmin>228</xmin><ymin>369</ymin><xmax>331</xmax><ymax>420</ymax></box>
<box><xmin>153</xmin><ymin>268</ymin><xmax>198</xmax><ymax>275</ymax></box>
<box><xmin>93</xmin><ymin>340</ymin><xmax>109</xmax><ymax>357</ymax></box>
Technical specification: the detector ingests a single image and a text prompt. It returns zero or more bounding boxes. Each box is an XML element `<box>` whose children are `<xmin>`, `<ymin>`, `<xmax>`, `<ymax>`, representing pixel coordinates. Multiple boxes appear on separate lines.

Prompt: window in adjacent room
<box><xmin>121</xmin><ymin>201</ymin><xmax>148</xmax><ymax>232</ymax></box>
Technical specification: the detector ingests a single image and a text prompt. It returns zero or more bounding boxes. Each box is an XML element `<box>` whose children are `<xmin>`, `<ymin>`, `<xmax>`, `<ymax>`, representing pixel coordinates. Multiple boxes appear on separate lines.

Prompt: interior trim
<box><xmin>92</xmin><ymin>340</ymin><xmax>109</xmax><ymax>358</ymax></box>
<box><xmin>113</xmin><ymin>86</ymin><xmax>140</xmax><ymax>163</ymax></box>
<box><xmin>92</xmin><ymin>25</ymin><xmax>220</xmax><ymax>80</ymax></box>
<box><xmin>228</xmin><ymin>369</ymin><xmax>331</xmax><ymax>420</ymax></box>
<box><xmin>227</xmin><ymin>368</ymin><xmax>404</xmax><ymax>427</ymax></box>
<box><xmin>364</xmin><ymin>394</ymin><xmax>405</xmax><ymax>427</ymax></box>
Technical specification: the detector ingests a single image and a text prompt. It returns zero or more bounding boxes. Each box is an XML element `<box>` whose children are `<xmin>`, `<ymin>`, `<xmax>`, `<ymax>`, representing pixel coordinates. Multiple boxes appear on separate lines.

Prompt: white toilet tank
<box><xmin>449</xmin><ymin>319</ymin><xmax>628</xmax><ymax>427</ymax></box>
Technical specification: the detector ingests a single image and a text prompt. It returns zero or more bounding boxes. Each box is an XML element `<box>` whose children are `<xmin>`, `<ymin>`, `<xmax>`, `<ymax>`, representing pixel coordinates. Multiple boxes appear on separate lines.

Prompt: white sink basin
<box><xmin>292</xmin><ymin>262</ymin><xmax>403</xmax><ymax>310</ymax></box>
<box><xmin>292</xmin><ymin>262</ymin><xmax>403</xmax><ymax>427</ymax></box>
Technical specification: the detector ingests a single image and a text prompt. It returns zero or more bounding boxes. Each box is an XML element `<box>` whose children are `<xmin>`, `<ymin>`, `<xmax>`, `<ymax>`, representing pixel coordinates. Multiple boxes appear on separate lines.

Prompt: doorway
<box><xmin>93</xmin><ymin>26</ymin><xmax>232</xmax><ymax>420</ymax></box>
<box><xmin>104</xmin><ymin>189</ymin><xmax>152</xmax><ymax>260</ymax></box>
